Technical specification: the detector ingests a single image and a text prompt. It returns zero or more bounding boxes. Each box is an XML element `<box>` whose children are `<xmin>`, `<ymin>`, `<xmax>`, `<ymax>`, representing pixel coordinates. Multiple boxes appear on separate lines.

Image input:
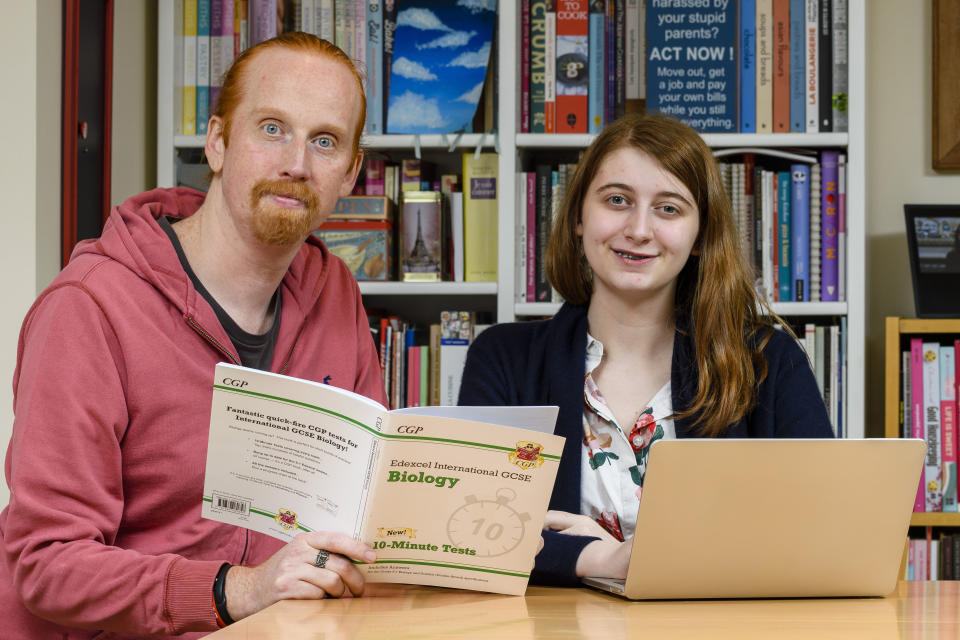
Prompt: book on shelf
<box><xmin>587</xmin><ymin>0</ymin><xmax>605</xmax><ymax>133</ymax></box>
<box><xmin>201</xmin><ymin>362</ymin><xmax>564</xmax><ymax>595</ymax></box>
<box><xmin>314</xmin><ymin>220</ymin><xmax>393</xmax><ymax>281</ymax></box>
<box><xmin>941</xmin><ymin>345</ymin><xmax>958</xmax><ymax>512</ymax></box>
<box><xmin>400</xmin><ymin>191</ymin><xmax>443</xmax><ymax>282</ymax></box>
<box><xmin>385</xmin><ymin>1</ymin><xmax>496</xmax><ymax>135</ymax></box>
<box><xmin>446</xmin><ymin>191</ymin><xmax>465</xmax><ymax>283</ymax></box>
<box><xmin>555</xmin><ymin>0</ymin><xmax>589</xmax><ymax>134</ymax></box>
<box><xmin>809</xmin><ymin>162</ymin><xmax>821</xmax><ymax>301</ymax></box>
<box><xmin>791</xmin><ymin>164</ymin><xmax>809</xmax><ymax>300</ymax></box>
<box><xmin>462</xmin><ymin>152</ymin><xmax>498</xmax><ymax>282</ymax></box>
<box><xmin>911</xmin><ymin>338</ymin><xmax>926</xmax><ymax>512</ymax></box>
<box><xmin>439</xmin><ymin>310</ymin><xmax>474</xmax><ymax>406</ymax></box>
<box><xmin>543</xmin><ymin>1</ymin><xmax>557</xmax><ymax>134</ymax></box>
<box><xmin>820</xmin><ymin>151</ymin><xmax>839</xmax><ymax>301</ymax></box>
<box><xmin>755</xmin><ymin>0</ymin><xmax>773</xmax><ymax>134</ymax></box>
<box><xmin>740</xmin><ymin>0</ymin><xmax>756</xmax><ymax>133</ymax></box>
<box><xmin>804</xmin><ymin>0</ymin><xmax>818</xmax><ymax>133</ymax></box>
<box><xmin>923</xmin><ymin>341</ymin><xmax>943</xmax><ymax>512</ymax></box>
<box><xmin>196</xmin><ymin>0</ymin><xmax>211</xmax><ymax>135</ymax></box>
<box><xmin>624</xmin><ymin>0</ymin><xmax>645</xmax><ymax>114</ymax></box>
<box><xmin>831</xmin><ymin>0</ymin><xmax>849</xmax><ymax>131</ymax></box>
<box><xmin>788</xmin><ymin>0</ymin><xmax>805</xmax><ymax>131</ymax></box>
<box><xmin>645</xmin><ymin>0</ymin><xmax>738</xmax><ymax>132</ymax></box>
<box><xmin>817</xmin><ymin>0</ymin><xmax>833</xmax><ymax>132</ymax></box>
<box><xmin>365</xmin><ymin>0</ymin><xmax>384</xmax><ymax>135</ymax></box>
<box><xmin>772</xmin><ymin>0</ymin><xmax>791</xmax><ymax>133</ymax></box>
<box><xmin>183</xmin><ymin>0</ymin><xmax>198</xmax><ymax>136</ymax></box>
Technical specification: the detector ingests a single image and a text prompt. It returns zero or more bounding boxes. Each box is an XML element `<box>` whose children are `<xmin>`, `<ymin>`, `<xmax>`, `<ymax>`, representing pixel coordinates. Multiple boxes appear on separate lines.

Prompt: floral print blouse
<box><xmin>580</xmin><ymin>333</ymin><xmax>676</xmax><ymax>542</ymax></box>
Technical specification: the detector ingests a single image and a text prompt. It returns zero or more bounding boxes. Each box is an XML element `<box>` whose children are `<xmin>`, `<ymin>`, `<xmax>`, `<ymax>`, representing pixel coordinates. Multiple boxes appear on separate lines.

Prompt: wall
<box><xmin>864</xmin><ymin>1</ymin><xmax>960</xmax><ymax>436</ymax></box>
<box><xmin>0</xmin><ymin>2</ymin><xmax>62</xmax><ymax>507</ymax></box>
<box><xmin>111</xmin><ymin>1</ymin><xmax>157</xmax><ymax>205</ymax></box>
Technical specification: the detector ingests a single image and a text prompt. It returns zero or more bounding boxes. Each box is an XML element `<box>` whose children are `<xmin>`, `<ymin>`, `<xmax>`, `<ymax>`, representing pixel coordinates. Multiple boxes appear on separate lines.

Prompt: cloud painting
<box><xmin>386</xmin><ymin>0</ymin><xmax>496</xmax><ymax>134</ymax></box>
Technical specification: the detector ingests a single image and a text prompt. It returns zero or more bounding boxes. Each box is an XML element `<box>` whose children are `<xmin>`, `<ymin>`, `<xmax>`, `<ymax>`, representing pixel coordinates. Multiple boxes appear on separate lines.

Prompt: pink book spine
<box><xmin>526</xmin><ymin>172</ymin><xmax>537</xmax><ymax>303</ymax></box>
<box><xmin>911</xmin><ymin>337</ymin><xmax>926</xmax><ymax>511</ymax></box>
<box><xmin>365</xmin><ymin>158</ymin><xmax>385</xmax><ymax>196</ymax></box>
<box><xmin>941</xmin><ymin>345</ymin><xmax>958</xmax><ymax>511</ymax></box>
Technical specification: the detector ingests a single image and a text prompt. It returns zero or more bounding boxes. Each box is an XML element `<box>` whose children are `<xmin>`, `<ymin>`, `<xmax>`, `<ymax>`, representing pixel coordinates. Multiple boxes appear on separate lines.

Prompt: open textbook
<box><xmin>201</xmin><ymin>363</ymin><xmax>563</xmax><ymax>596</ymax></box>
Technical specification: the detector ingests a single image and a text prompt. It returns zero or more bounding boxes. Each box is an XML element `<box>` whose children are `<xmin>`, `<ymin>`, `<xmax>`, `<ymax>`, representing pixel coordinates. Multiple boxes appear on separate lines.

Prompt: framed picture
<box><xmin>400</xmin><ymin>191</ymin><xmax>443</xmax><ymax>282</ymax></box>
<box><xmin>933</xmin><ymin>0</ymin><xmax>960</xmax><ymax>170</ymax></box>
<box><xmin>904</xmin><ymin>204</ymin><xmax>960</xmax><ymax>317</ymax></box>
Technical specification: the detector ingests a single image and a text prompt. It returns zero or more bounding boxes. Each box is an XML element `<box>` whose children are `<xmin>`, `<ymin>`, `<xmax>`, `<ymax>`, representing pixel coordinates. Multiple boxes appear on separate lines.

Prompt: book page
<box><xmin>201</xmin><ymin>364</ymin><xmax>386</xmax><ymax>540</ymax></box>
<box><xmin>392</xmin><ymin>405</ymin><xmax>559</xmax><ymax>434</ymax></box>
<box><xmin>359</xmin><ymin>412</ymin><xmax>564</xmax><ymax>596</ymax></box>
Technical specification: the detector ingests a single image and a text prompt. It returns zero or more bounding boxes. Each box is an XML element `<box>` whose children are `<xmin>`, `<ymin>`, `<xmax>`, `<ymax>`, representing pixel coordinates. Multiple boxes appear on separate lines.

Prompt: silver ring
<box><xmin>313</xmin><ymin>549</ymin><xmax>329</xmax><ymax>569</ymax></box>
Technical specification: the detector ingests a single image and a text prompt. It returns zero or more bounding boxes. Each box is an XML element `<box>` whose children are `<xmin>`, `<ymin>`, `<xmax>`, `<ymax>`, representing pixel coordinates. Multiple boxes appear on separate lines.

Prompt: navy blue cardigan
<box><xmin>457</xmin><ymin>302</ymin><xmax>834</xmax><ymax>586</ymax></box>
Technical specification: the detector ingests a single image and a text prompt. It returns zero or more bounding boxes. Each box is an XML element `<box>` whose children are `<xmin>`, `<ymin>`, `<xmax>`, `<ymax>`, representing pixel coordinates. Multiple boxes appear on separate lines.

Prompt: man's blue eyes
<box><xmin>264</xmin><ymin>123</ymin><xmax>280</xmax><ymax>135</ymax></box>
<box><xmin>261</xmin><ymin>125</ymin><xmax>333</xmax><ymax>148</ymax></box>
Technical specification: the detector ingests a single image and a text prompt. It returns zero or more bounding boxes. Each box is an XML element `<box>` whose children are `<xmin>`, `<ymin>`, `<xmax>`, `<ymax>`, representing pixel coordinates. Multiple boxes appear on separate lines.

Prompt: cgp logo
<box><xmin>222</xmin><ymin>378</ymin><xmax>249</xmax><ymax>388</ymax></box>
<box><xmin>397</xmin><ymin>425</ymin><xmax>423</xmax><ymax>435</ymax></box>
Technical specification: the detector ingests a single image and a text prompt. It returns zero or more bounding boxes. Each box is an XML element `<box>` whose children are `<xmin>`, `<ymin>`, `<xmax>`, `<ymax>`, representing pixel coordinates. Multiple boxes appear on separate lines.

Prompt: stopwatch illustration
<box><xmin>446</xmin><ymin>487</ymin><xmax>531</xmax><ymax>557</ymax></box>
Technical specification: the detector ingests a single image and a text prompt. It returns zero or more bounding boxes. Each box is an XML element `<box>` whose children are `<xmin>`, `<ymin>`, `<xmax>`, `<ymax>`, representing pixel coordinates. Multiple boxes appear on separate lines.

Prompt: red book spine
<box><xmin>555</xmin><ymin>0</ymin><xmax>589</xmax><ymax>133</ymax></box>
<box><xmin>772</xmin><ymin>0</ymin><xmax>791</xmax><ymax>132</ymax></box>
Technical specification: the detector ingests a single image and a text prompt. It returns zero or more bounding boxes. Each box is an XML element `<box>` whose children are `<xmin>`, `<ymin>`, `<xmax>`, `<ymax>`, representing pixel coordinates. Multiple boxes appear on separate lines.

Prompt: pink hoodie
<box><xmin>0</xmin><ymin>188</ymin><xmax>386</xmax><ymax>638</ymax></box>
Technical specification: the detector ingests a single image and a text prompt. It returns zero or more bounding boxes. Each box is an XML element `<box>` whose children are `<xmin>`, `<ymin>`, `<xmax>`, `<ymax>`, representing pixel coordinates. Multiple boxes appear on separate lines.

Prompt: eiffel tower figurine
<box><xmin>408</xmin><ymin>209</ymin><xmax>431</xmax><ymax>265</ymax></box>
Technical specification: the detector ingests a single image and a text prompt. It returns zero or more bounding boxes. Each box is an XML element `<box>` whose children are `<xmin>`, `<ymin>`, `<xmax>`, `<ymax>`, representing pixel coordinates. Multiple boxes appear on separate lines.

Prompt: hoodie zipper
<box><xmin>186</xmin><ymin>316</ymin><xmax>240</xmax><ymax>365</ymax></box>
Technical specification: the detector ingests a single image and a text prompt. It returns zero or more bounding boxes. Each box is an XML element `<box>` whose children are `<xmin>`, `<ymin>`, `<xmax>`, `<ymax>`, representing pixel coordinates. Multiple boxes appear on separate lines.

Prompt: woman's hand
<box><xmin>224</xmin><ymin>531</ymin><xmax>377</xmax><ymax>621</ymax></box>
<box><xmin>574</xmin><ymin>538</ymin><xmax>632</xmax><ymax>579</ymax></box>
<box><xmin>543</xmin><ymin>510</ymin><xmax>618</xmax><ymax>542</ymax></box>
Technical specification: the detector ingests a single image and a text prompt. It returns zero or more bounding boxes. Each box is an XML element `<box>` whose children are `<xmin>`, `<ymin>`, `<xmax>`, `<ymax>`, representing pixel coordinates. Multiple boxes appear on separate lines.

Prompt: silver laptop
<box><xmin>582</xmin><ymin>438</ymin><xmax>926</xmax><ymax>599</ymax></box>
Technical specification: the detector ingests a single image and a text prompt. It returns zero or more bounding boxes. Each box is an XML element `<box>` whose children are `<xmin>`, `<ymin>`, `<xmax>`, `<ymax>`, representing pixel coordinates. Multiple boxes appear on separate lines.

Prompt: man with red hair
<box><xmin>1</xmin><ymin>34</ymin><xmax>384</xmax><ymax>638</ymax></box>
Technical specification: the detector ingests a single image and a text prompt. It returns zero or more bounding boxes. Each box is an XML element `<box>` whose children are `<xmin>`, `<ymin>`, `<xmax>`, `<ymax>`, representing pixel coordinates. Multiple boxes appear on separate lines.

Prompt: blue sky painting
<box><xmin>386</xmin><ymin>0</ymin><xmax>497</xmax><ymax>134</ymax></box>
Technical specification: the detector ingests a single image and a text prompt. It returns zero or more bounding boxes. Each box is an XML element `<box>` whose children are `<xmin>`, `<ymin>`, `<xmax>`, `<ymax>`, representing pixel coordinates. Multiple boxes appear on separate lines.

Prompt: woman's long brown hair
<box><xmin>546</xmin><ymin>113</ymin><xmax>785</xmax><ymax>436</ymax></box>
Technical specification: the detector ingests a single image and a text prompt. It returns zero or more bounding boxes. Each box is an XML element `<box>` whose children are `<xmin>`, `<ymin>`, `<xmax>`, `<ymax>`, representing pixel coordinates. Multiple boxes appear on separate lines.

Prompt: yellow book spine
<box><xmin>183</xmin><ymin>0</ymin><xmax>198</xmax><ymax>135</ymax></box>
<box><xmin>461</xmin><ymin>152</ymin><xmax>498</xmax><ymax>282</ymax></box>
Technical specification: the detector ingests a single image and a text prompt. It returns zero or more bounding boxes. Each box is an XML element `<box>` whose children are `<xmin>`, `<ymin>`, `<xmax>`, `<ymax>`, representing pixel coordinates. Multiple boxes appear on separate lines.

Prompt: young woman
<box><xmin>457</xmin><ymin>113</ymin><xmax>833</xmax><ymax>586</ymax></box>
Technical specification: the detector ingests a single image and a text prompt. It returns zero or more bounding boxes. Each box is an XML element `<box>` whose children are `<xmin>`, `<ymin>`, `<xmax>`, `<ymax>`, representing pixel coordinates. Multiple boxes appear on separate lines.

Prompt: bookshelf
<box><xmin>883</xmin><ymin>317</ymin><xmax>960</xmax><ymax>528</ymax></box>
<box><xmin>884</xmin><ymin>317</ymin><xmax>960</xmax><ymax>579</ymax></box>
<box><xmin>156</xmin><ymin>1</ymin><xmax>867</xmax><ymax>438</ymax></box>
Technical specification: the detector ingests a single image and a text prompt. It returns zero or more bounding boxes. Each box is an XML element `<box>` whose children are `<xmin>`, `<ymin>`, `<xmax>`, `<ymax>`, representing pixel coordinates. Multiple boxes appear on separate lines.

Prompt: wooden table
<box><xmin>210</xmin><ymin>581</ymin><xmax>960</xmax><ymax>638</ymax></box>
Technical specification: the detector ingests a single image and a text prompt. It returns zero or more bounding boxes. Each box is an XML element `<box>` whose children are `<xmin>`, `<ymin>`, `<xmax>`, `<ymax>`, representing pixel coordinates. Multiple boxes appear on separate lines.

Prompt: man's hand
<box><xmin>224</xmin><ymin>531</ymin><xmax>377</xmax><ymax>621</ymax></box>
<box><xmin>543</xmin><ymin>510</ymin><xmax>618</xmax><ymax>542</ymax></box>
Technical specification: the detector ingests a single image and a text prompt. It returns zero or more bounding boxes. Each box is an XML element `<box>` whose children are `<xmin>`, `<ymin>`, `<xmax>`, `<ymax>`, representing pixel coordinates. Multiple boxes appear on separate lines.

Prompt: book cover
<box><xmin>400</xmin><ymin>191</ymin><xmax>443</xmax><ymax>282</ymax></box>
<box><xmin>744</xmin><ymin>155</ymin><xmax>757</xmax><ymax>279</ymax></box>
<box><xmin>604</xmin><ymin>0</ymin><xmax>615</xmax><ymax>125</ymax></box>
<box><xmin>544</xmin><ymin>1</ymin><xmax>557</xmax><ymax>133</ymax></box>
<box><xmin>183</xmin><ymin>0</ymin><xmax>198</xmax><ymax>136</ymax></box>
<box><xmin>386</xmin><ymin>1</ymin><xmax>495</xmax><ymax>134</ymax></box>
<box><xmin>923</xmin><ymin>343</ymin><xmax>943</xmax><ymax>512</ymax></box>
<box><xmin>788</xmin><ymin>0</ymin><xmax>805</xmax><ymax>131</ymax></box>
<box><xmin>588</xmin><ymin>0</ymin><xmax>605</xmax><ymax>132</ymax></box>
<box><xmin>516</xmin><ymin>173</ymin><xmax>527</xmax><ymax>302</ymax></box>
<box><xmin>804</xmin><ymin>0</ymin><xmax>818</xmax><ymax>132</ymax></box>
<box><xmin>790</xmin><ymin>164</ymin><xmax>810</xmax><ymax>301</ymax></box>
<box><xmin>645</xmin><ymin>0</ymin><xmax>738</xmax><ymax>132</ymax></box>
<box><xmin>831</xmin><ymin>0</ymin><xmax>848</xmax><ymax>131</ymax></box>
<box><xmin>407</xmin><ymin>345</ymin><xmax>419</xmax><ymax>408</ymax></box>
<box><xmin>197</xmin><ymin>0</ymin><xmax>211</xmax><ymax>135</ymax></box>
<box><xmin>755</xmin><ymin>0</ymin><xmax>773</xmax><ymax>134</ymax></box>
<box><xmin>462</xmin><ymin>153</ymin><xmax>498</xmax><ymax>282</ymax></box>
<box><xmin>314</xmin><ymin>221</ymin><xmax>393</xmax><ymax>280</ymax></box>
<box><xmin>236</xmin><ymin>0</ymin><xmax>248</xmax><ymax>54</ymax></box>
<box><xmin>202</xmin><ymin>363</ymin><xmax>563</xmax><ymax>596</ymax></box>
<box><xmin>772</xmin><ymin>0</ymin><xmax>790</xmax><ymax>132</ymax></box>
<box><xmin>809</xmin><ymin>162</ymin><xmax>821</xmax><ymax>302</ymax></box>
<box><xmin>354</xmin><ymin>0</ymin><xmax>368</xmax><ymax>78</ymax></box>
<box><xmin>912</xmin><ymin>338</ymin><xmax>926</xmax><ymax>512</ymax></box>
<box><xmin>366</xmin><ymin>0</ymin><xmax>384</xmax><ymax>134</ymax></box>
<box><xmin>419</xmin><ymin>345</ymin><xmax>429</xmax><ymax>407</ymax></box>
<box><xmin>739</xmin><ymin>0</ymin><xmax>756</xmax><ymax>133</ymax></box>
<box><xmin>556</xmin><ymin>0</ymin><xmax>589</xmax><ymax>133</ymax></box>
<box><xmin>777</xmin><ymin>170</ymin><xmax>792</xmax><ymax>302</ymax></box>
<box><xmin>820</xmin><ymin>151</ymin><xmax>839</xmax><ymax>301</ymax></box>
<box><xmin>817</xmin><ymin>0</ymin><xmax>832</xmax><ymax>131</ymax></box>
<box><xmin>530</xmin><ymin>0</ymin><xmax>549</xmax><ymax>133</ymax></box>
<box><xmin>941</xmin><ymin>345</ymin><xmax>958</xmax><ymax>512</ymax></box>
<box><xmin>331</xmin><ymin>195</ymin><xmax>394</xmax><ymax>221</ymax></box>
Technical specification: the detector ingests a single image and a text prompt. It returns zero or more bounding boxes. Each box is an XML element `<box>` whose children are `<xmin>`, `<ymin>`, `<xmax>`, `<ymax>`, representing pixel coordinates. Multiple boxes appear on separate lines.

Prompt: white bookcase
<box><xmin>156</xmin><ymin>0</ymin><xmax>866</xmax><ymax>438</ymax></box>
